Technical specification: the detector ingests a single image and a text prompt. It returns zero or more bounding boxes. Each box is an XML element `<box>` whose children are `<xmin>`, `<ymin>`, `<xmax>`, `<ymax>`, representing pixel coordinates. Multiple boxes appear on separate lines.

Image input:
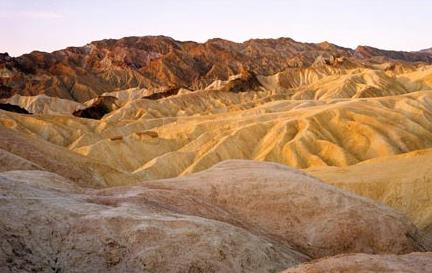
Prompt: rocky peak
<box><xmin>1</xmin><ymin>36</ymin><xmax>431</xmax><ymax>103</ymax></box>
<box><xmin>0</xmin><ymin>52</ymin><xmax>11</xmax><ymax>63</ymax></box>
<box><xmin>354</xmin><ymin>45</ymin><xmax>432</xmax><ymax>63</ymax></box>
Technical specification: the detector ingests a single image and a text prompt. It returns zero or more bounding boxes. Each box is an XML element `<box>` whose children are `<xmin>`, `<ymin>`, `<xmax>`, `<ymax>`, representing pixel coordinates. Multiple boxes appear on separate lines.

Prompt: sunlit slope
<box><xmin>1</xmin><ymin>90</ymin><xmax>431</xmax><ymax>181</ymax></box>
<box><xmin>280</xmin><ymin>252</ymin><xmax>432</xmax><ymax>273</ymax></box>
<box><xmin>82</xmin><ymin>91</ymin><xmax>432</xmax><ymax>176</ymax></box>
<box><xmin>3</xmin><ymin>64</ymin><xmax>432</xmax><ymax>115</ymax></box>
<box><xmin>0</xmin><ymin>64</ymin><xmax>431</xmax><ymax>182</ymax></box>
<box><xmin>101</xmin><ymin>64</ymin><xmax>432</xmax><ymax>122</ymax></box>
<box><xmin>308</xmin><ymin>148</ymin><xmax>432</xmax><ymax>228</ymax></box>
<box><xmin>0</xmin><ymin>94</ymin><xmax>84</xmax><ymax>114</ymax></box>
<box><xmin>272</xmin><ymin>64</ymin><xmax>432</xmax><ymax>100</ymax></box>
<box><xmin>0</xmin><ymin>126</ymin><xmax>139</xmax><ymax>187</ymax></box>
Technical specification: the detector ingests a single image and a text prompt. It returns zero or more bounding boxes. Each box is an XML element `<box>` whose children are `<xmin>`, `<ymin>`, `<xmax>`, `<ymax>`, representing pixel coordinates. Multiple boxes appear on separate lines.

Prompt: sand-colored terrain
<box><xmin>0</xmin><ymin>94</ymin><xmax>84</xmax><ymax>114</ymax></box>
<box><xmin>1</xmin><ymin>36</ymin><xmax>432</xmax><ymax>271</ymax></box>
<box><xmin>2</xmin><ymin>89</ymin><xmax>432</xmax><ymax>178</ymax></box>
<box><xmin>309</xmin><ymin>148</ymin><xmax>432</xmax><ymax>228</ymax></box>
<box><xmin>1</xmin><ymin>161</ymin><xmax>430</xmax><ymax>273</ymax></box>
<box><xmin>280</xmin><ymin>252</ymin><xmax>432</xmax><ymax>273</ymax></box>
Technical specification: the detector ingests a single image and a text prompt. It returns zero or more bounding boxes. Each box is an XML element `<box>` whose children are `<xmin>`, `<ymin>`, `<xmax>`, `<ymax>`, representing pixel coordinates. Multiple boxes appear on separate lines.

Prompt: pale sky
<box><xmin>1</xmin><ymin>0</ymin><xmax>431</xmax><ymax>56</ymax></box>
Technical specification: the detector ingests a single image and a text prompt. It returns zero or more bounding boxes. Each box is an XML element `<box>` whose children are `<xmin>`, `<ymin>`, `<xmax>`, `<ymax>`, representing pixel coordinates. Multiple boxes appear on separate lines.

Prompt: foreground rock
<box><xmin>138</xmin><ymin>160</ymin><xmax>428</xmax><ymax>258</ymax></box>
<box><xmin>0</xmin><ymin>170</ymin><xmax>306</xmax><ymax>273</ymax></box>
<box><xmin>0</xmin><ymin>161</ymin><xmax>429</xmax><ymax>272</ymax></box>
<box><xmin>281</xmin><ymin>252</ymin><xmax>432</xmax><ymax>273</ymax></box>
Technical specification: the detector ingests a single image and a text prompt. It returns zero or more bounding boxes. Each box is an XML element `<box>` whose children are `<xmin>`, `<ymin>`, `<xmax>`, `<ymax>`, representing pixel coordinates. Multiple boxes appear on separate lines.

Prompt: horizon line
<box><xmin>2</xmin><ymin>34</ymin><xmax>431</xmax><ymax>58</ymax></box>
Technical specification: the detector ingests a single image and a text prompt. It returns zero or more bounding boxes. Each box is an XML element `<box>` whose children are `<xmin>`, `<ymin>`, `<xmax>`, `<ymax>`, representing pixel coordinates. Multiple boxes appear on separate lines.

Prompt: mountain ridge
<box><xmin>1</xmin><ymin>35</ymin><xmax>431</xmax><ymax>102</ymax></box>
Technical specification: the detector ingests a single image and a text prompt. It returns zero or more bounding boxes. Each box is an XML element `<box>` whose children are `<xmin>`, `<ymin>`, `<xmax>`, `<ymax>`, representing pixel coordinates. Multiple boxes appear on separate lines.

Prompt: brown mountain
<box><xmin>420</xmin><ymin>47</ymin><xmax>432</xmax><ymax>54</ymax></box>
<box><xmin>354</xmin><ymin>45</ymin><xmax>432</xmax><ymax>63</ymax></box>
<box><xmin>1</xmin><ymin>36</ymin><xmax>431</xmax><ymax>102</ymax></box>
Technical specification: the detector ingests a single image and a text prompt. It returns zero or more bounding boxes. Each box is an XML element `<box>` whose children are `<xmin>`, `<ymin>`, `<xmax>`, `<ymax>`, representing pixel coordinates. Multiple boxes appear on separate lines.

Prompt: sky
<box><xmin>1</xmin><ymin>0</ymin><xmax>431</xmax><ymax>56</ymax></box>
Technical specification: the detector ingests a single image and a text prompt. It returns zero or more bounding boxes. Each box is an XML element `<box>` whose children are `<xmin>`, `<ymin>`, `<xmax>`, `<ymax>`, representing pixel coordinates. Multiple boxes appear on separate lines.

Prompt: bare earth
<box><xmin>1</xmin><ymin>36</ymin><xmax>432</xmax><ymax>272</ymax></box>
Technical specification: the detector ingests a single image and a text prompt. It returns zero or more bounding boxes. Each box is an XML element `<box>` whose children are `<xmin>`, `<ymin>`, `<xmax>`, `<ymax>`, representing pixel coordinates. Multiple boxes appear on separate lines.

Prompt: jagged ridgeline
<box><xmin>1</xmin><ymin>36</ymin><xmax>432</xmax><ymax>102</ymax></box>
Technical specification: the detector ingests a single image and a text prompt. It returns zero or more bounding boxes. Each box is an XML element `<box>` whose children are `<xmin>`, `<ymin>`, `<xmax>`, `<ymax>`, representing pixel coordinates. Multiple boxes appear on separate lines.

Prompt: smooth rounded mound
<box><xmin>280</xmin><ymin>252</ymin><xmax>432</xmax><ymax>273</ymax></box>
<box><xmin>0</xmin><ymin>170</ymin><xmax>306</xmax><ymax>273</ymax></box>
<box><xmin>140</xmin><ymin>160</ymin><xmax>428</xmax><ymax>258</ymax></box>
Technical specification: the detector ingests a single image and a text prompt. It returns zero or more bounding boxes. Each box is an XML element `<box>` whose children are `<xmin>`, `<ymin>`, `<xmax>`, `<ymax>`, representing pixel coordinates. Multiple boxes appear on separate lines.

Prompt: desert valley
<box><xmin>1</xmin><ymin>35</ymin><xmax>432</xmax><ymax>272</ymax></box>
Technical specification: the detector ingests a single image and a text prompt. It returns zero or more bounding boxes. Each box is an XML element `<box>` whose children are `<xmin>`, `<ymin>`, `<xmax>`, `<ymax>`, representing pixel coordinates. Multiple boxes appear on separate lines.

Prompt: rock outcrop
<box><xmin>1</xmin><ymin>36</ymin><xmax>431</xmax><ymax>102</ymax></box>
<box><xmin>355</xmin><ymin>45</ymin><xmax>432</xmax><ymax>63</ymax></box>
<box><xmin>0</xmin><ymin>160</ymin><xmax>429</xmax><ymax>272</ymax></box>
<box><xmin>0</xmin><ymin>170</ymin><xmax>306</xmax><ymax>273</ymax></box>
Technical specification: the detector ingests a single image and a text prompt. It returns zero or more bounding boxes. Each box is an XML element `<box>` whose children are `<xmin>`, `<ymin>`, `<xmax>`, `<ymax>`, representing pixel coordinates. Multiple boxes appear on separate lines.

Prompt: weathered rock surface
<box><xmin>0</xmin><ymin>94</ymin><xmax>84</xmax><ymax>114</ymax></box>
<box><xmin>355</xmin><ymin>45</ymin><xmax>432</xmax><ymax>63</ymax></box>
<box><xmin>0</xmin><ymin>159</ymin><xmax>429</xmax><ymax>272</ymax></box>
<box><xmin>0</xmin><ymin>170</ymin><xmax>305</xmax><ymax>273</ymax></box>
<box><xmin>138</xmin><ymin>160</ymin><xmax>429</xmax><ymax>258</ymax></box>
<box><xmin>280</xmin><ymin>252</ymin><xmax>432</xmax><ymax>273</ymax></box>
<box><xmin>1</xmin><ymin>36</ymin><xmax>431</xmax><ymax>102</ymax></box>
